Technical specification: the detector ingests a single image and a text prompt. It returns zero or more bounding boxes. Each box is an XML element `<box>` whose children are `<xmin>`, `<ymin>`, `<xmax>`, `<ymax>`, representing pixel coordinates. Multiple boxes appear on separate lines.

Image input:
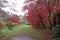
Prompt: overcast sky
<box><xmin>8</xmin><ymin>0</ymin><xmax>25</xmax><ymax>16</ymax></box>
<box><xmin>2</xmin><ymin>0</ymin><xmax>25</xmax><ymax>16</ymax></box>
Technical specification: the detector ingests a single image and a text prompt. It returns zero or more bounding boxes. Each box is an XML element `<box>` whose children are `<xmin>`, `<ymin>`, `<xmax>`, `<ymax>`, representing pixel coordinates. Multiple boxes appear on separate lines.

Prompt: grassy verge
<box><xmin>0</xmin><ymin>24</ymin><xmax>45</xmax><ymax>40</ymax></box>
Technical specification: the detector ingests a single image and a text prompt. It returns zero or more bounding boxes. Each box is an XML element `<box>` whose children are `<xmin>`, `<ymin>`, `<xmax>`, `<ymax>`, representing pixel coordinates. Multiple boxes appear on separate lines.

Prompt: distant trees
<box><xmin>6</xmin><ymin>14</ymin><xmax>20</xmax><ymax>25</ymax></box>
<box><xmin>22</xmin><ymin>0</ymin><xmax>60</xmax><ymax>30</ymax></box>
<box><xmin>6</xmin><ymin>14</ymin><xmax>20</xmax><ymax>30</ymax></box>
<box><xmin>0</xmin><ymin>0</ymin><xmax>21</xmax><ymax>30</ymax></box>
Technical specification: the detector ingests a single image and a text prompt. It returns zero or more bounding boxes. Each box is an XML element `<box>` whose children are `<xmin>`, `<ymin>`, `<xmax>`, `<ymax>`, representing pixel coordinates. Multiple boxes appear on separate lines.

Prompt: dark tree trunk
<box><xmin>38</xmin><ymin>14</ymin><xmax>46</xmax><ymax>29</ymax></box>
<box><xmin>48</xmin><ymin>13</ymin><xmax>52</xmax><ymax>30</ymax></box>
<box><xmin>53</xmin><ymin>16</ymin><xmax>56</xmax><ymax>27</ymax></box>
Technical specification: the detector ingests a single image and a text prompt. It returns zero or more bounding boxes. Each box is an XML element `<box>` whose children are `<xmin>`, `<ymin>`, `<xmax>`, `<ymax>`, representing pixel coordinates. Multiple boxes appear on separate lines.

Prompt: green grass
<box><xmin>0</xmin><ymin>24</ymin><xmax>45</xmax><ymax>40</ymax></box>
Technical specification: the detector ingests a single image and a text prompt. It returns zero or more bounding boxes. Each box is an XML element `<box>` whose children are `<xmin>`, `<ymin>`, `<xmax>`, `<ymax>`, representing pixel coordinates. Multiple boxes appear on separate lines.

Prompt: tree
<box><xmin>0</xmin><ymin>22</ymin><xmax>3</xmax><ymax>30</ymax></box>
<box><xmin>6</xmin><ymin>14</ymin><xmax>20</xmax><ymax>25</ymax></box>
<box><xmin>44</xmin><ymin>0</ymin><xmax>60</xmax><ymax>30</ymax></box>
<box><xmin>0</xmin><ymin>0</ymin><xmax>17</xmax><ymax>23</ymax></box>
<box><xmin>6</xmin><ymin>14</ymin><xmax>20</xmax><ymax>30</ymax></box>
<box><xmin>22</xmin><ymin>0</ymin><xmax>60</xmax><ymax>30</ymax></box>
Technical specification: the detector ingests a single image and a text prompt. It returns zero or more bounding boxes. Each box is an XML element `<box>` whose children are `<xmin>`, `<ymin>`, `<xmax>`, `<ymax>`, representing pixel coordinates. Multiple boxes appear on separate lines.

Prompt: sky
<box><xmin>8</xmin><ymin>0</ymin><xmax>25</xmax><ymax>16</ymax></box>
<box><xmin>2</xmin><ymin>0</ymin><xmax>25</xmax><ymax>16</ymax></box>
<box><xmin>14</xmin><ymin>0</ymin><xmax>25</xmax><ymax>16</ymax></box>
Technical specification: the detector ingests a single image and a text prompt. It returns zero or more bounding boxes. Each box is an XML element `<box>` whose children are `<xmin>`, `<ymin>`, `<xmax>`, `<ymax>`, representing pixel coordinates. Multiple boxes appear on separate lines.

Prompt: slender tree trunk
<box><xmin>48</xmin><ymin>13</ymin><xmax>52</xmax><ymax>30</ymax></box>
<box><xmin>38</xmin><ymin>14</ymin><xmax>46</xmax><ymax>29</ymax></box>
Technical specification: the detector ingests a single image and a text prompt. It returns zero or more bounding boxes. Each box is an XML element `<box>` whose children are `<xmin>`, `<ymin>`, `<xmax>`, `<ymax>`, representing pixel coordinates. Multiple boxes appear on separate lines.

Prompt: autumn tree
<box><xmin>44</xmin><ymin>0</ymin><xmax>60</xmax><ymax>30</ymax></box>
<box><xmin>6</xmin><ymin>14</ymin><xmax>20</xmax><ymax>29</ymax></box>
<box><xmin>6</xmin><ymin>14</ymin><xmax>20</xmax><ymax>25</ymax></box>
<box><xmin>23</xmin><ymin>0</ymin><xmax>60</xmax><ymax>30</ymax></box>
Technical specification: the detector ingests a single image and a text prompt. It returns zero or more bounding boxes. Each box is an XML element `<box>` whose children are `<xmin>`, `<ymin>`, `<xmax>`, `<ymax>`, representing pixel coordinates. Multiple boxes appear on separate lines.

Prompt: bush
<box><xmin>5</xmin><ymin>22</ymin><xmax>16</xmax><ymax>30</ymax></box>
<box><xmin>0</xmin><ymin>22</ymin><xmax>3</xmax><ymax>30</ymax></box>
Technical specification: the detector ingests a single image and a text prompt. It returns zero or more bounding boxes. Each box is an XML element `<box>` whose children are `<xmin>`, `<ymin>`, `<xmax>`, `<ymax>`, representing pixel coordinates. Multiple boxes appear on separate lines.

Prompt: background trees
<box><xmin>6</xmin><ymin>14</ymin><xmax>20</xmax><ymax>25</ymax></box>
<box><xmin>0</xmin><ymin>0</ymin><xmax>21</xmax><ymax>30</ymax></box>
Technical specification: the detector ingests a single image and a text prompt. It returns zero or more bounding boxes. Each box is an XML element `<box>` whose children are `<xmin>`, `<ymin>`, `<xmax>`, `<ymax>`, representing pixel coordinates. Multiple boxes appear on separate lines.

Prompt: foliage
<box><xmin>53</xmin><ymin>10</ymin><xmax>60</xmax><ymax>40</ymax></box>
<box><xmin>5</xmin><ymin>14</ymin><xmax>20</xmax><ymax>30</ymax></box>
<box><xmin>5</xmin><ymin>22</ymin><xmax>16</xmax><ymax>30</ymax></box>
<box><xmin>6</xmin><ymin>14</ymin><xmax>20</xmax><ymax>25</ymax></box>
<box><xmin>22</xmin><ymin>0</ymin><xmax>60</xmax><ymax>30</ymax></box>
<box><xmin>0</xmin><ymin>22</ymin><xmax>3</xmax><ymax>30</ymax></box>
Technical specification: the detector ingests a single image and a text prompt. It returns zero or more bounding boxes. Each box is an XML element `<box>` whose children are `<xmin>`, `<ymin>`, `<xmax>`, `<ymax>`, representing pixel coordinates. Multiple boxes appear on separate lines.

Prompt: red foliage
<box><xmin>23</xmin><ymin>0</ymin><xmax>60</xmax><ymax>29</ymax></box>
<box><xmin>25</xmin><ymin>10</ymin><xmax>43</xmax><ymax>29</ymax></box>
<box><xmin>6</xmin><ymin>14</ymin><xmax>20</xmax><ymax>25</ymax></box>
<box><xmin>0</xmin><ymin>22</ymin><xmax>3</xmax><ymax>30</ymax></box>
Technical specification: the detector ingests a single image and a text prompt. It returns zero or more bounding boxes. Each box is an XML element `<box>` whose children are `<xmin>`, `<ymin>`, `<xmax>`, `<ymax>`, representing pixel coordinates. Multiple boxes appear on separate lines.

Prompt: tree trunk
<box><xmin>38</xmin><ymin>14</ymin><xmax>46</xmax><ymax>29</ymax></box>
<box><xmin>44</xmin><ymin>0</ymin><xmax>52</xmax><ymax>30</ymax></box>
<box><xmin>53</xmin><ymin>16</ymin><xmax>56</xmax><ymax>27</ymax></box>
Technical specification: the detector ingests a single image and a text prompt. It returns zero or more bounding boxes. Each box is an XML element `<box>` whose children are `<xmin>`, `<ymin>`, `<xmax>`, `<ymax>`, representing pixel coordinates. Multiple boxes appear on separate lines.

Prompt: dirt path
<box><xmin>10</xmin><ymin>35</ymin><xmax>36</xmax><ymax>40</ymax></box>
<box><xmin>6</xmin><ymin>29</ymin><xmax>53</xmax><ymax>40</ymax></box>
<box><xmin>8</xmin><ymin>32</ymin><xmax>44</xmax><ymax>40</ymax></box>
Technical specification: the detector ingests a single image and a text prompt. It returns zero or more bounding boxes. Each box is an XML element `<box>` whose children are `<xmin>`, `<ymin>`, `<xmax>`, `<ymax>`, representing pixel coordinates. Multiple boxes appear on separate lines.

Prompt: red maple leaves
<box><xmin>6</xmin><ymin>14</ymin><xmax>20</xmax><ymax>25</ymax></box>
<box><xmin>23</xmin><ymin>0</ymin><xmax>60</xmax><ymax>29</ymax></box>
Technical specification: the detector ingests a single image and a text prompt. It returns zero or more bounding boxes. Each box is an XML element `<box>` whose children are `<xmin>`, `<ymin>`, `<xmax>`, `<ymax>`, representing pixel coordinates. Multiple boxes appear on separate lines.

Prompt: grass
<box><xmin>0</xmin><ymin>24</ymin><xmax>45</xmax><ymax>40</ymax></box>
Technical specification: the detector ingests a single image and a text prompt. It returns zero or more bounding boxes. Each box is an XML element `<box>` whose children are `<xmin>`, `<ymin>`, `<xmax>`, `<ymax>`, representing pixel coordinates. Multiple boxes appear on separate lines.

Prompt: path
<box><xmin>10</xmin><ymin>35</ymin><xmax>36</xmax><ymax>40</ymax></box>
<box><xmin>9</xmin><ymin>29</ymin><xmax>53</xmax><ymax>40</ymax></box>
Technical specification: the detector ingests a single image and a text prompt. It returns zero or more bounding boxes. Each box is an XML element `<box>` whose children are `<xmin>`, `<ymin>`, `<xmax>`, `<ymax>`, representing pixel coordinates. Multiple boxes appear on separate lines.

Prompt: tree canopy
<box><xmin>23</xmin><ymin>0</ymin><xmax>60</xmax><ymax>30</ymax></box>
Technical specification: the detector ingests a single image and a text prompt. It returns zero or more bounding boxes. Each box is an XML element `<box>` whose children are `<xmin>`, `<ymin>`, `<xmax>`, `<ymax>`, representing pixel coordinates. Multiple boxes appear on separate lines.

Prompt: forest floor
<box><xmin>0</xmin><ymin>24</ymin><xmax>54</xmax><ymax>40</ymax></box>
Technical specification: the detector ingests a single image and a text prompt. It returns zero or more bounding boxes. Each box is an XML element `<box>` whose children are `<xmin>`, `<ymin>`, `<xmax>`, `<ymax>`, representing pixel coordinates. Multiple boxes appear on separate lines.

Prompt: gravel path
<box><xmin>10</xmin><ymin>35</ymin><xmax>36</xmax><ymax>40</ymax></box>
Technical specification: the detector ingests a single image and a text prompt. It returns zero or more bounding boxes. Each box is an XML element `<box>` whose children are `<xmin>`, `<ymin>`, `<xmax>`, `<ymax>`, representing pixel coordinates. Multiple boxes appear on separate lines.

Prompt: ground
<box><xmin>0</xmin><ymin>24</ymin><xmax>53</xmax><ymax>40</ymax></box>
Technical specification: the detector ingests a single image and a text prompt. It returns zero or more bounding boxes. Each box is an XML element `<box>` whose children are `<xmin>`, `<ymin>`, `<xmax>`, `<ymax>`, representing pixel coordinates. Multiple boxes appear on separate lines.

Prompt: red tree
<box><xmin>23</xmin><ymin>0</ymin><xmax>60</xmax><ymax>30</ymax></box>
<box><xmin>6</xmin><ymin>14</ymin><xmax>20</xmax><ymax>25</ymax></box>
<box><xmin>0</xmin><ymin>22</ymin><xmax>3</xmax><ymax>30</ymax></box>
